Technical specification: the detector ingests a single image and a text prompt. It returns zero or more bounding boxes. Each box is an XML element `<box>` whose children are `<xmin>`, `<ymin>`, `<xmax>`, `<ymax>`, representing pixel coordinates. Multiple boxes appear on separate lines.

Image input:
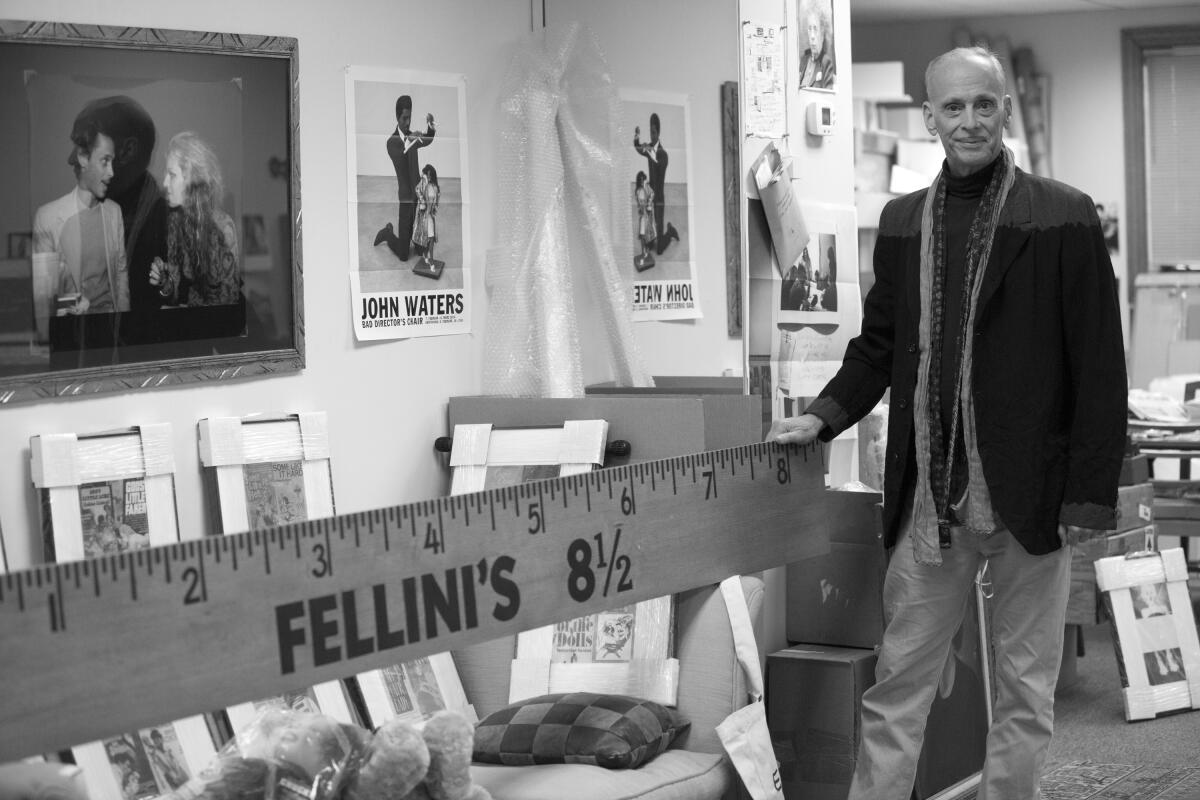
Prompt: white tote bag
<box><xmin>715</xmin><ymin>576</ymin><xmax>786</xmax><ymax>800</ymax></box>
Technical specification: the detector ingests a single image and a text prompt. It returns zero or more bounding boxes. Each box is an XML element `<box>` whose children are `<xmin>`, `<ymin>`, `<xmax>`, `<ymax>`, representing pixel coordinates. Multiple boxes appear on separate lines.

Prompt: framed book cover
<box><xmin>196</xmin><ymin>412</ymin><xmax>359</xmax><ymax>731</ymax></box>
<box><xmin>355</xmin><ymin>653</ymin><xmax>472</xmax><ymax>727</ymax></box>
<box><xmin>223</xmin><ymin>685</ymin><xmax>358</xmax><ymax>738</ymax></box>
<box><xmin>447</xmin><ymin>421</ymin><xmax>680</xmax><ymax>706</ymax></box>
<box><xmin>69</xmin><ymin>725</ymin><xmax>215</xmax><ymax>800</ymax></box>
<box><xmin>29</xmin><ymin>424</ymin><xmax>217</xmax><ymax>800</ymax></box>
<box><xmin>197</xmin><ymin>413</ymin><xmax>334</xmax><ymax>536</ymax></box>
<box><xmin>1095</xmin><ymin>548</ymin><xmax>1200</xmax><ymax>721</ymax></box>
<box><xmin>31</xmin><ymin>425</ymin><xmax>180</xmax><ymax>563</ymax></box>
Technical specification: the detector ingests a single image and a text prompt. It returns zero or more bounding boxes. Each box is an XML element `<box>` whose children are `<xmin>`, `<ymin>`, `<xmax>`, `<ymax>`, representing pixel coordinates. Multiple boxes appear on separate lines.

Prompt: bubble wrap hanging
<box><xmin>483</xmin><ymin>22</ymin><xmax>653</xmax><ymax>397</ymax></box>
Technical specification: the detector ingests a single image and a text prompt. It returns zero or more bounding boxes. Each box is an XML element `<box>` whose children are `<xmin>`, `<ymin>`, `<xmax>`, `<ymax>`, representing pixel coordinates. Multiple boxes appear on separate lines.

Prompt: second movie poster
<box><xmin>620</xmin><ymin>88</ymin><xmax>701</xmax><ymax>321</ymax></box>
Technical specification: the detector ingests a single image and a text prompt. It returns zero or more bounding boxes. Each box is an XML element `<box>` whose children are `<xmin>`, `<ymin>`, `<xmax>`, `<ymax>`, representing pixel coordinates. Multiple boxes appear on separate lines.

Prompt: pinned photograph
<box><xmin>793</xmin><ymin>0</ymin><xmax>836</xmax><ymax>92</ymax></box>
<box><xmin>780</xmin><ymin>232</ymin><xmax>838</xmax><ymax>321</ymax></box>
<box><xmin>1131</xmin><ymin>581</ymin><xmax>1171</xmax><ymax>619</ymax></box>
<box><xmin>1143</xmin><ymin>648</ymin><xmax>1186</xmax><ymax>687</ymax></box>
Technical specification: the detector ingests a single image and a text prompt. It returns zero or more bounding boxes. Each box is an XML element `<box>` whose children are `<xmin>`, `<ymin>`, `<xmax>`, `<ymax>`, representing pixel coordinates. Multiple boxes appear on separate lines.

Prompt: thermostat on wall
<box><xmin>806</xmin><ymin>101</ymin><xmax>836</xmax><ymax>136</ymax></box>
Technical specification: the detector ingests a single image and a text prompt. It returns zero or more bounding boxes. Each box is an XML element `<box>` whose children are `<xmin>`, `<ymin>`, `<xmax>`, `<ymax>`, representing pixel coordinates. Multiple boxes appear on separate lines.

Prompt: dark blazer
<box><xmin>807</xmin><ymin>167</ymin><xmax>1127</xmax><ymax>555</ymax></box>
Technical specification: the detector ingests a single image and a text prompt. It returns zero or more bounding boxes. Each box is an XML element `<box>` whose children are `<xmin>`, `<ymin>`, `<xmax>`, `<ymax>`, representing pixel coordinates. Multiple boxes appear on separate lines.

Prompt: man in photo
<box><xmin>633</xmin><ymin>113</ymin><xmax>680</xmax><ymax>256</ymax></box>
<box><xmin>373</xmin><ymin>94</ymin><xmax>436</xmax><ymax>262</ymax></box>
<box><xmin>143</xmin><ymin>729</ymin><xmax>187</xmax><ymax>790</ymax></box>
<box><xmin>768</xmin><ymin>47</ymin><xmax>1126</xmax><ymax>798</ymax></box>
<box><xmin>33</xmin><ymin>102</ymin><xmax>130</xmax><ymax>315</ymax></box>
<box><xmin>82</xmin><ymin>96</ymin><xmax>169</xmax><ymax>313</ymax></box>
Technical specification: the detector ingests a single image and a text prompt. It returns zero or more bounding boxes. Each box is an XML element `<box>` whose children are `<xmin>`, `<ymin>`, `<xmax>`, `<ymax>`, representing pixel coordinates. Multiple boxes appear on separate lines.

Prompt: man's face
<box><xmin>398</xmin><ymin>107</ymin><xmax>412</xmax><ymax>132</ymax></box>
<box><xmin>77</xmin><ymin>133</ymin><xmax>115</xmax><ymax>200</ymax></box>
<box><xmin>923</xmin><ymin>54</ymin><xmax>1011</xmax><ymax>178</ymax></box>
<box><xmin>807</xmin><ymin>19</ymin><xmax>822</xmax><ymax>52</ymax></box>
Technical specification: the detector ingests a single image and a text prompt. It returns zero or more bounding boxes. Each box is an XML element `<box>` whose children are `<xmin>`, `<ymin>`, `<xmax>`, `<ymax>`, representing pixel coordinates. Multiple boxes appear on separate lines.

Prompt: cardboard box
<box><xmin>851</xmin><ymin>61</ymin><xmax>907</xmax><ymax>101</ymax></box>
<box><xmin>767</xmin><ymin>646</ymin><xmax>877</xmax><ymax>800</ymax></box>
<box><xmin>447</xmin><ymin>394</ymin><xmax>762</xmax><ymax>467</ymax></box>
<box><xmin>1066</xmin><ymin>524</ymin><xmax>1155</xmax><ymax>626</ymax></box>
<box><xmin>855</xmin><ymin>151</ymin><xmax>892</xmax><ymax>194</ymax></box>
<box><xmin>856</xmin><ymin>128</ymin><xmax>898</xmax><ymax>157</ymax></box>
<box><xmin>879</xmin><ymin>106</ymin><xmax>937</xmax><ymax>142</ymax></box>
<box><xmin>786</xmin><ymin>491</ymin><xmax>885</xmax><ymax>648</ymax></box>
<box><xmin>1116</xmin><ymin>482</ymin><xmax>1155</xmax><ymax>532</ymax></box>
<box><xmin>1120</xmin><ymin>454</ymin><xmax>1149</xmax><ymax>486</ymax></box>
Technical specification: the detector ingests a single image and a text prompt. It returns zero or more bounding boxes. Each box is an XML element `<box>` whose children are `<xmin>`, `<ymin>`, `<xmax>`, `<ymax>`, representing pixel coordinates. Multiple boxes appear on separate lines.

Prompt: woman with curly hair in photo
<box><xmin>149</xmin><ymin>131</ymin><xmax>242</xmax><ymax>306</ymax></box>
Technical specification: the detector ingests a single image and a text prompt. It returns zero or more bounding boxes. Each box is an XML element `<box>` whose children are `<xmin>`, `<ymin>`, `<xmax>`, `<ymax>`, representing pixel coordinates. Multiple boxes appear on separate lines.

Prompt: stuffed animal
<box><xmin>194</xmin><ymin>708</ymin><xmax>491</xmax><ymax>800</ymax></box>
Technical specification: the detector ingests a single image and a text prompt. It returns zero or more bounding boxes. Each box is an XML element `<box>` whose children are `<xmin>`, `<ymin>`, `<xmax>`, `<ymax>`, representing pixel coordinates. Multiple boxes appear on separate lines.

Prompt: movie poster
<box><xmin>620</xmin><ymin>89</ymin><xmax>701</xmax><ymax>321</ymax></box>
<box><xmin>346</xmin><ymin>66</ymin><xmax>470</xmax><ymax>339</ymax></box>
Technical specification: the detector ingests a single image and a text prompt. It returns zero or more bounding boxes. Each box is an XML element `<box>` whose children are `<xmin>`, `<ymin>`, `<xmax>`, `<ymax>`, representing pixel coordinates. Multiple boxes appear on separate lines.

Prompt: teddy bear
<box><xmin>192</xmin><ymin>708</ymin><xmax>491</xmax><ymax>800</ymax></box>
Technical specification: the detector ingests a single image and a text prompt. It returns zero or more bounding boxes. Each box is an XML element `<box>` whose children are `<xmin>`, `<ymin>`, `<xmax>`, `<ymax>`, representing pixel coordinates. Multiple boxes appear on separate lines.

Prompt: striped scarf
<box><xmin>907</xmin><ymin>147</ymin><xmax>1016</xmax><ymax>565</ymax></box>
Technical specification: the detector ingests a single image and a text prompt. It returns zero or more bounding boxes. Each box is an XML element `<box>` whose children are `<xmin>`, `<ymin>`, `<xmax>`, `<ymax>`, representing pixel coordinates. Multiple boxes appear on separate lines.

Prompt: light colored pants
<box><xmin>847</xmin><ymin>523</ymin><xmax>1072</xmax><ymax>800</ymax></box>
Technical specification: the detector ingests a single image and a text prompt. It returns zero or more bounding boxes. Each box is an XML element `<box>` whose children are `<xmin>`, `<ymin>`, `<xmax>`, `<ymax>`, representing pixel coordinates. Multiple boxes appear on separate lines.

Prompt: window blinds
<box><xmin>1146</xmin><ymin>49</ymin><xmax>1200</xmax><ymax>268</ymax></box>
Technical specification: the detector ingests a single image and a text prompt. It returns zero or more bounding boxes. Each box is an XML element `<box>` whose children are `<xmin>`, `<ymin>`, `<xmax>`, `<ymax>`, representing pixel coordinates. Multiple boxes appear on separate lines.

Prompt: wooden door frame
<box><xmin>1123</xmin><ymin>25</ymin><xmax>1200</xmax><ymax>295</ymax></box>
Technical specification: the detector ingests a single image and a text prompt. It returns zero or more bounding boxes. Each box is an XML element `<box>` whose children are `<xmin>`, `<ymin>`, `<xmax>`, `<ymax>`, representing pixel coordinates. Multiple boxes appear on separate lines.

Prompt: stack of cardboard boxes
<box><xmin>766</xmin><ymin>491</ymin><xmax>883</xmax><ymax>800</ymax></box>
<box><xmin>1061</xmin><ymin>437</ymin><xmax>1157</xmax><ymax>686</ymax></box>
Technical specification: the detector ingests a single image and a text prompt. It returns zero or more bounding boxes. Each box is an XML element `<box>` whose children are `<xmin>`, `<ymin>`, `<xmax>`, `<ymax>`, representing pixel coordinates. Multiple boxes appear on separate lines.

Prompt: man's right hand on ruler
<box><xmin>765</xmin><ymin>413</ymin><xmax>825</xmax><ymax>445</ymax></box>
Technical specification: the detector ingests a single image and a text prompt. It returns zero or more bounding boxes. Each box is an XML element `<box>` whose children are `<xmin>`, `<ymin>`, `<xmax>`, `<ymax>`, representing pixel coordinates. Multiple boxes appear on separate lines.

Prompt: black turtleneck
<box><xmin>939</xmin><ymin>155</ymin><xmax>999</xmax><ymax>446</ymax></box>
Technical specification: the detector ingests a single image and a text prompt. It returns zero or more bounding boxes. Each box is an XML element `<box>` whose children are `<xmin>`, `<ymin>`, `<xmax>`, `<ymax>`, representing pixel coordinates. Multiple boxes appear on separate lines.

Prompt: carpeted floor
<box><xmin>1034</xmin><ymin>613</ymin><xmax>1200</xmax><ymax>799</ymax></box>
<box><xmin>1040</xmin><ymin>761</ymin><xmax>1200</xmax><ymax>799</ymax></box>
<box><xmin>1049</xmin><ymin>621</ymin><xmax>1200</xmax><ymax>766</ymax></box>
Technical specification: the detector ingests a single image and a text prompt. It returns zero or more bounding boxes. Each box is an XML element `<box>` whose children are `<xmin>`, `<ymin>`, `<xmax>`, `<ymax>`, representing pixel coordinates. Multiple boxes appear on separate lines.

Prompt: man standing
<box><xmin>86</xmin><ymin>96</ymin><xmax>169</xmax><ymax>313</ymax></box>
<box><xmin>768</xmin><ymin>47</ymin><xmax>1126</xmax><ymax>799</ymax></box>
<box><xmin>633</xmin><ymin>113</ymin><xmax>679</xmax><ymax>256</ymax></box>
<box><xmin>33</xmin><ymin>104</ymin><xmax>129</xmax><ymax>314</ymax></box>
<box><xmin>374</xmin><ymin>94</ymin><xmax>435</xmax><ymax>262</ymax></box>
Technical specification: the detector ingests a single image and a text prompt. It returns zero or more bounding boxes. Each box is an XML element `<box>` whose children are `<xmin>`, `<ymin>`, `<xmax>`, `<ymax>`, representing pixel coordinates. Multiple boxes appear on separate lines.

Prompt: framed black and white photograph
<box><xmin>1096</xmin><ymin>548</ymin><xmax>1200</xmax><ymax>720</ymax></box>
<box><xmin>790</xmin><ymin>0</ymin><xmax>836</xmax><ymax>93</ymax></box>
<box><xmin>0</xmin><ymin>20</ymin><xmax>302</xmax><ymax>404</ymax></box>
<box><xmin>346</xmin><ymin>66</ymin><xmax>471</xmax><ymax>340</ymax></box>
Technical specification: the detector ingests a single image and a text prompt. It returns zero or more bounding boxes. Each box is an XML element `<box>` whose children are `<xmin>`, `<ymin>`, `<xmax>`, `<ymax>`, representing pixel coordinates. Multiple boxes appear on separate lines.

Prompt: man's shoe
<box><xmin>667</xmin><ymin>222</ymin><xmax>679</xmax><ymax>242</ymax></box>
<box><xmin>373</xmin><ymin>223</ymin><xmax>393</xmax><ymax>246</ymax></box>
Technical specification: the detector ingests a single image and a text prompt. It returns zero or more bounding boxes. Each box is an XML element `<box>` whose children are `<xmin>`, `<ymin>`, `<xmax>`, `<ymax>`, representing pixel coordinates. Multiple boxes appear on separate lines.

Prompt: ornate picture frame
<box><xmin>0</xmin><ymin>20</ymin><xmax>302</xmax><ymax>405</ymax></box>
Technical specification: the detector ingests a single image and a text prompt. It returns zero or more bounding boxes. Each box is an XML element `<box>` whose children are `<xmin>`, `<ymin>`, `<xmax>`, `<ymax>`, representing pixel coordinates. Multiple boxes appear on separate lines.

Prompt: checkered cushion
<box><xmin>472</xmin><ymin>692</ymin><xmax>689</xmax><ymax>769</ymax></box>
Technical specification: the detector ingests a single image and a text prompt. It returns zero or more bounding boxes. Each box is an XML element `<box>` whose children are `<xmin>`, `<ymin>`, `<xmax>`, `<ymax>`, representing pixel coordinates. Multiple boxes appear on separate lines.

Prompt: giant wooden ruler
<box><xmin>0</xmin><ymin>441</ymin><xmax>847</xmax><ymax>760</ymax></box>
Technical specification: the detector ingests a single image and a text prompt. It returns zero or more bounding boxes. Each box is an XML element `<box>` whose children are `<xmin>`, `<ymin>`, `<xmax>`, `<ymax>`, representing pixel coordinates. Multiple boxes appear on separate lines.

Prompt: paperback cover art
<box><xmin>251</xmin><ymin>688</ymin><xmax>323</xmax><ymax>715</ymax></box>
<box><xmin>381</xmin><ymin>658</ymin><xmax>447</xmax><ymax>719</ymax></box>
<box><xmin>103</xmin><ymin>726</ymin><xmax>190</xmax><ymax>800</ymax></box>
<box><xmin>482</xmin><ymin>464</ymin><xmax>558</xmax><ymax>488</ymax></box>
<box><xmin>79</xmin><ymin>478</ymin><xmax>150</xmax><ymax>557</ymax></box>
<box><xmin>243</xmin><ymin>461</ymin><xmax>307</xmax><ymax>530</ymax></box>
<box><xmin>552</xmin><ymin>606</ymin><xmax>637</xmax><ymax>662</ymax></box>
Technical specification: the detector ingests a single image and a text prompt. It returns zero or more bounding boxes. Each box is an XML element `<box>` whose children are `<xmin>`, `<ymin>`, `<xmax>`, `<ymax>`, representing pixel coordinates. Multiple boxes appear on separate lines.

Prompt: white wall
<box><xmin>0</xmin><ymin>0</ymin><xmax>741</xmax><ymax>570</ymax></box>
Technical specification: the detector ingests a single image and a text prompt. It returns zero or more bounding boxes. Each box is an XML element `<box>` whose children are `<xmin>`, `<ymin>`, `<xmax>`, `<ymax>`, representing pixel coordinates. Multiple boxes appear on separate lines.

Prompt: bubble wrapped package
<box><xmin>172</xmin><ymin>708</ymin><xmax>491</xmax><ymax>800</ymax></box>
<box><xmin>484</xmin><ymin>22</ymin><xmax>652</xmax><ymax>397</ymax></box>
